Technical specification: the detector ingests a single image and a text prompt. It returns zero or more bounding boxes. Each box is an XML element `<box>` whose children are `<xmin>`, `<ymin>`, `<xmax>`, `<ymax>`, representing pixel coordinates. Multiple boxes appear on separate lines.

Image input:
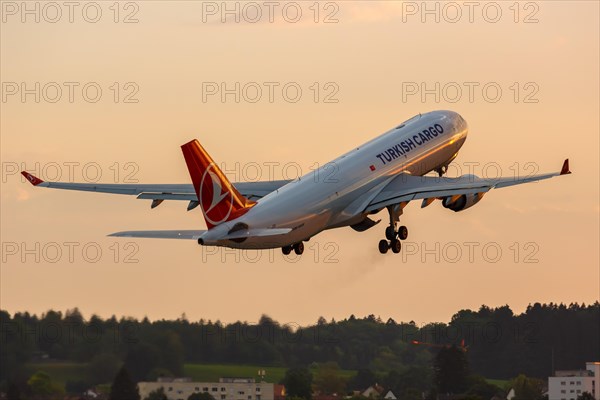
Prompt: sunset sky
<box><xmin>1</xmin><ymin>1</ymin><xmax>598</xmax><ymax>326</ymax></box>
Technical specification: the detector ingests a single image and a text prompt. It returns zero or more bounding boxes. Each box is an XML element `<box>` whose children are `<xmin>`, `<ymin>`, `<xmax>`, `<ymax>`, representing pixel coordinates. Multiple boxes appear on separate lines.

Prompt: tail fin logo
<box><xmin>200</xmin><ymin>163</ymin><xmax>234</xmax><ymax>226</ymax></box>
<box><xmin>181</xmin><ymin>139</ymin><xmax>254</xmax><ymax>229</ymax></box>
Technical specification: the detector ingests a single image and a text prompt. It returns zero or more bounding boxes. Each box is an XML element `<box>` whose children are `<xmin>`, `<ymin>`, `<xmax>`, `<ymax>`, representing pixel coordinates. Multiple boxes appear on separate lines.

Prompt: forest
<box><xmin>2</xmin><ymin>302</ymin><xmax>598</xmax><ymax>388</ymax></box>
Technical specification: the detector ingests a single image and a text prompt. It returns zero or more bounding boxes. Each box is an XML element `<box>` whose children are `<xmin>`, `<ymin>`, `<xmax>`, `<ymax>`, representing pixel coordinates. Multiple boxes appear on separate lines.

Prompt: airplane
<box><xmin>21</xmin><ymin>110</ymin><xmax>571</xmax><ymax>255</ymax></box>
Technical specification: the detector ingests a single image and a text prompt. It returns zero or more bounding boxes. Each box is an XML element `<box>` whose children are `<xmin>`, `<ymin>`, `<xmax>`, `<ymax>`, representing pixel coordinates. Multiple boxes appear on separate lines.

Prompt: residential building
<box><xmin>138</xmin><ymin>377</ymin><xmax>275</xmax><ymax>400</ymax></box>
<box><xmin>548</xmin><ymin>362</ymin><xmax>600</xmax><ymax>400</ymax></box>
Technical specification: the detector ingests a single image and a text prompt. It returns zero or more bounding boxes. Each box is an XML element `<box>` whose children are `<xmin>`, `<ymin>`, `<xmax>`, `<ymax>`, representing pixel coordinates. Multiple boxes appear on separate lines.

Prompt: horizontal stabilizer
<box><xmin>108</xmin><ymin>230</ymin><xmax>206</xmax><ymax>240</ymax></box>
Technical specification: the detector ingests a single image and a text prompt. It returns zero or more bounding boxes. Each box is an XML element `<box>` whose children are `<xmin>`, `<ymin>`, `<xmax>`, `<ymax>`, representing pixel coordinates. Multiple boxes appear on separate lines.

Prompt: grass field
<box><xmin>25</xmin><ymin>362</ymin><xmax>507</xmax><ymax>392</ymax></box>
<box><xmin>183</xmin><ymin>364</ymin><xmax>356</xmax><ymax>383</ymax></box>
<box><xmin>24</xmin><ymin>362</ymin><xmax>356</xmax><ymax>387</ymax></box>
<box><xmin>183</xmin><ymin>364</ymin><xmax>289</xmax><ymax>383</ymax></box>
<box><xmin>24</xmin><ymin>362</ymin><xmax>88</xmax><ymax>385</ymax></box>
<box><xmin>486</xmin><ymin>378</ymin><xmax>510</xmax><ymax>389</ymax></box>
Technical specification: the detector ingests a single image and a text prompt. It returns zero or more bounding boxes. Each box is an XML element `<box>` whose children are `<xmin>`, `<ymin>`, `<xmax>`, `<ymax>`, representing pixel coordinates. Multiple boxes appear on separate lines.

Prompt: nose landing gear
<box><xmin>435</xmin><ymin>164</ymin><xmax>448</xmax><ymax>177</ymax></box>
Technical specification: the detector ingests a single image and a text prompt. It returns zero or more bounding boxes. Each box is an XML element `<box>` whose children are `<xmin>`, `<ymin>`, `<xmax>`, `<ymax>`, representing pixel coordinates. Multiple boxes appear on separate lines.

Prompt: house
<box><xmin>506</xmin><ymin>388</ymin><xmax>515</xmax><ymax>400</ymax></box>
<box><xmin>362</xmin><ymin>384</ymin><xmax>385</xmax><ymax>398</ymax></box>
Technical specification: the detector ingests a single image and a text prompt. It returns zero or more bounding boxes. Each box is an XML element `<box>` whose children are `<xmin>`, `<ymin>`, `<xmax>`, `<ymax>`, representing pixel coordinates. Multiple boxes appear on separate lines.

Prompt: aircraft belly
<box><xmin>217</xmin><ymin>210</ymin><xmax>332</xmax><ymax>249</ymax></box>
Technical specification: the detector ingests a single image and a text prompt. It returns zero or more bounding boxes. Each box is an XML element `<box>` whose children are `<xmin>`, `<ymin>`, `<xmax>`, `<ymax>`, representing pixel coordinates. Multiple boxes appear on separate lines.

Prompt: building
<box><xmin>548</xmin><ymin>362</ymin><xmax>600</xmax><ymax>400</ymax></box>
<box><xmin>382</xmin><ymin>390</ymin><xmax>397</xmax><ymax>400</ymax></box>
<box><xmin>362</xmin><ymin>384</ymin><xmax>384</xmax><ymax>398</ymax></box>
<box><xmin>138</xmin><ymin>377</ymin><xmax>275</xmax><ymax>400</ymax></box>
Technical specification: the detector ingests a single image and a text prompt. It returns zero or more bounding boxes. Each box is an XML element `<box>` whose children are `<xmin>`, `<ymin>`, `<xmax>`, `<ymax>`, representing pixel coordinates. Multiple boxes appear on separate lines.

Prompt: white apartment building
<box><xmin>139</xmin><ymin>377</ymin><xmax>275</xmax><ymax>400</ymax></box>
<box><xmin>548</xmin><ymin>362</ymin><xmax>600</xmax><ymax>400</ymax></box>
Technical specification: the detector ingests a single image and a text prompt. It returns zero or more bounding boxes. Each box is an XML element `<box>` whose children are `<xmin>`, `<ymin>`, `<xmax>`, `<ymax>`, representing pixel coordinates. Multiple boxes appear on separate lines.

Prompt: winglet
<box><xmin>21</xmin><ymin>171</ymin><xmax>44</xmax><ymax>186</ymax></box>
<box><xmin>560</xmin><ymin>159</ymin><xmax>571</xmax><ymax>175</ymax></box>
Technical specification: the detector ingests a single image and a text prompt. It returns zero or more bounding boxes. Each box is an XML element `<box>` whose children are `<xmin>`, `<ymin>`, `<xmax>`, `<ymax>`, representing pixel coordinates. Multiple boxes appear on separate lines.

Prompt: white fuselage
<box><xmin>201</xmin><ymin>110</ymin><xmax>469</xmax><ymax>249</ymax></box>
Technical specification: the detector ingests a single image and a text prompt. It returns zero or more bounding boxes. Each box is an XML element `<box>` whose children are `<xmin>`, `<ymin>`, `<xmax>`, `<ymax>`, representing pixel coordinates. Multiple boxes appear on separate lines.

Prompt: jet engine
<box><xmin>442</xmin><ymin>193</ymin><xmax>485</xmax><ymax>212</ymax></box>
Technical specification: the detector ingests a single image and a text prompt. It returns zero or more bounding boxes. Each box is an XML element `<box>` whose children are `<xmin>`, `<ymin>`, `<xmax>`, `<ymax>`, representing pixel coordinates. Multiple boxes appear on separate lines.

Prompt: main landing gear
<box><xmin>378</xmin><ymin>226</ymin><xmax>408</xmax><ymax>254</ymax></box>
<box><xmin>282</xmin><ymin>242</ymin><xmax>304</xmax><ymax>255</ymax></box>
<box><xmin>378</xmin><ymin>204</ymin><xmax>409</xmax><ymax>254</ymax></box>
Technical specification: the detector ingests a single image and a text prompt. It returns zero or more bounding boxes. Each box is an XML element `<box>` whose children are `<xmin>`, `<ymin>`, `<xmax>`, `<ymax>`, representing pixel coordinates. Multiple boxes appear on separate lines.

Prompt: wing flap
<box><xmin>137</xmin><ymin>193</ymin><xmax>199</xmax><ymax>201</ymax></box>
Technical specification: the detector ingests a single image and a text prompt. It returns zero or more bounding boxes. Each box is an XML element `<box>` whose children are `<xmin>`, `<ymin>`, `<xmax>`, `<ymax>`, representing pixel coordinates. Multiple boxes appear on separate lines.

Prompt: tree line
<box><xmin>2</xmin><ymin>302</ymin><xmax>598</xmax><ymax>389</ymax></box>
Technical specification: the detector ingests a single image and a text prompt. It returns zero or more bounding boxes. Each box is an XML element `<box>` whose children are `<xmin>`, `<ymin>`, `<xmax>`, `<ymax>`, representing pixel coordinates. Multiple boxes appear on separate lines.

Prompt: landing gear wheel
<box><xmin>390</xmin><ymin>239</ymin><xmax>401</xmax><ymax>253</ymax></box>
<box><xmin>378</xmin><ymin>239</ymin><xmax>389</xmax><ymax>254</ymax></box>
<box><xmin>282</xmin><ymin>245</ymin><xmax>292</xmax><ymax>255</ymax></box>
<box><xmin>398</xmin><ymin>225</ymin><xmax>408</xmax><ymax>240</ymax></box>
<box><xmin>385</xmin><ymin>226</ymin><xmax>397</xmax><ymax>241</ymax></box>
<box><xmin>293</xmin><ymin>242</ymin><xmax>304</xmax><ymax>255</ymax></box>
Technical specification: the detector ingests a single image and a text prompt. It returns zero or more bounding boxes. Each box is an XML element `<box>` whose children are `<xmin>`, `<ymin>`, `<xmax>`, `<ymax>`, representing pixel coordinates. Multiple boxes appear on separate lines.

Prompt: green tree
<box><xmin>433</xmin><ymin>346</ymin><xmax>469</xmax><ymax>394</ymax></box>
<box><xmin>314</xmin><ymin>362</ymin><xmax>346</xmax><ymax>395</ymax></box>
<box><xmin>7</xmin><ymin>382</ymin><xmax>21</xmax><ymax>400</ymax></box>
<box><xmin>147</xmin><ymin>368</ymin><xmax>175</xmax><ymax>382</ymax></box>
<box><xmin>466</xmin><ymin>375</ymin><xmax>502</xmax><ymax>400</ymax></box>
<box><xmin>188</xmin><ymin>393</ymin><xmax>216</xmax><ymax>400</ymax></box>
<box><xmin>65</xmin><ymin>380</ymin><xmax>89</xmax><ymax>394</ymax></box>
<box><xmin>145</xmin><ymin>387</ymin><xmax>168</xmax><ymax>400</ymax></box>
<box><xmin>511</xmin><ymin>374</ymin><xmax>544</xmax><ymax>400</ymax></box>
<box><xmin>401</xmin><ymin>388</ymin><xmax>423</xmax><ymax>400</ymax></box>
<box><xmin>109</xmin><ymin>367</ymin><xmax>140</xmax><ymax>400</ymax></box>
<box><xmin>348</xmin><ymin>369</ymin><xmax>376</xmax><ymax>391</ymax></box>
<box><xmin>27</xmin><ymin>371</ymin><xmax>64</xmax><ymax>398</ymax></box>
<box><xmin>89</xmin><ymin>353</ymin><xmax>122</xmax><ymax>384</ymax></box>
<box><xmin>282</xmin><ymin>367</ymin><xmax>313</xmax><ymax>400</ymax></box>
<box><xmin>124</xmin><ymin>343</ymin><xmax>162</xmax><ymax>382</ymax></box>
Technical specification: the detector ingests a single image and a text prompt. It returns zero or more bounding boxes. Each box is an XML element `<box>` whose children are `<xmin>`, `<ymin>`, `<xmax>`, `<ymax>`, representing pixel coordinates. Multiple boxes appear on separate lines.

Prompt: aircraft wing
<box><xmin>365</xmin><ymin>159</ymin><xmax>571</xmax><ymax>212</ymax></box>
<box><xmin>20</xmin><ymin>171</ymin><xmax>290</xmax><ymax>208</ymax></box>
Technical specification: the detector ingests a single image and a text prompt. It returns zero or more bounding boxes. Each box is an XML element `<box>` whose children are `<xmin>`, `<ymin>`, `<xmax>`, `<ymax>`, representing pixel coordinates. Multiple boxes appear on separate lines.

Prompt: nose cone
<box><xmin>437</xmin><ymin>110</ymin><xmax>468</xmax><ymax>135</ymax></box>
<box><xmin>434</xmin><ymin>109</ymin><xmax>461</xmax><ymax>120</ymax></box>
<box><xmin>430</xmin><ymin>110</ymin><xmax>468</xmax><ymax>143</ymax></box>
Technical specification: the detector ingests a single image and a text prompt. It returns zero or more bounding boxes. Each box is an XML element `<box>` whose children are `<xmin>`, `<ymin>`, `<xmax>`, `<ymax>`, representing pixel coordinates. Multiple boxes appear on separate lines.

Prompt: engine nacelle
<box><xmin>442</xmin><ymin>193</ymin><xmax>485</xmax><ymax>212</ymax></box>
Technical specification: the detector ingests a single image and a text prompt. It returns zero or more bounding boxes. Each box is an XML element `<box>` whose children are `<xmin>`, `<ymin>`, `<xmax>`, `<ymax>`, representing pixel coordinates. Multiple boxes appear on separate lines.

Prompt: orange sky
<box><xmin>1</xmin><ymin>1</ymin><xmax>598</xmax><ymax>325</ymax></box>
